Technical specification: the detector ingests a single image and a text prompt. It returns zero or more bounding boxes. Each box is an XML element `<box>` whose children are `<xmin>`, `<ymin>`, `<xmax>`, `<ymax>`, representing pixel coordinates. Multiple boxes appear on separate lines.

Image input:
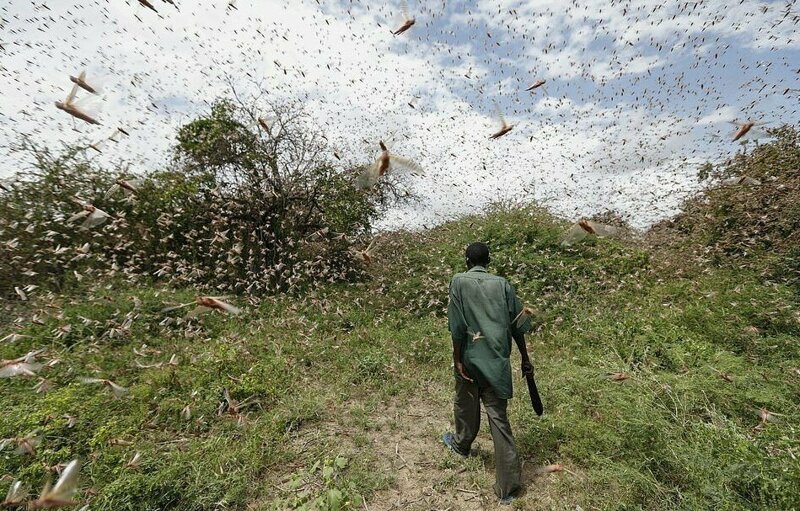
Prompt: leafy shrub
<box><xmin>275</xmin><ymin>456</ymin><xmax>363</xmax><ymax>511</ymax></box>
<box><xmin>0</xmin><ymin>98</ymin><xmax>410</xmax><ymax>299</ymax></box>
<box><xmin>649</xmin><ymin>124</ymin><xmax>800</xmax><ymax>287</ymax></box>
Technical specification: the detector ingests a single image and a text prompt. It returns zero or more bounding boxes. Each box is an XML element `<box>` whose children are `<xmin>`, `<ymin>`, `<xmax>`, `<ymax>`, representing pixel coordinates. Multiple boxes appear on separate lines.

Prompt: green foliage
<box><xmin>1</xmin><ymin>207</ymin><xmax>798</xmax><ymax>509</ymax></box>
<box><xmin>176</xmin><ymin>100</ymin><xmax>259</xmax><ymax>171</ymax></box>
<box><xmin>697</xmin><ymin>161</ymin><xmax>713</xmax><ymax>181</ymax></box>
<box><xmin>275</xmin><ymin>456</ymin><xmax>363</xmax><ymax>511</ymax></box>
<box><xmin>0</xmin><ymin>142</ymin><xmax>121</xmax><ymax>295</ymax></box>
<box><xmin>351</xmin><ymin>351</ymin><xmax>387</xmax><ymax>384</ymax></box>
<box><xmin>651</xmin><ymin>124</ymin><xmax>800</xmax><ymax>288</ymax></box>
<box><xmin>315</xmin><ymin>170</ymin><xmax>377</xmax><ymax>235</ymax></box>
<box><xmin>0</xmin><ymin>98</ymin><xmax>409</xmax><ymax>299</ymax></box>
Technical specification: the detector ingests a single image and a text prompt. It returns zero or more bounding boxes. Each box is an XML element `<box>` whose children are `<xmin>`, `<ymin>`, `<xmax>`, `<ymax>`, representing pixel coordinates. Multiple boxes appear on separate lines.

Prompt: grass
<box><xmin>1</xmin><ymin>206</ymin><xmax>799</xmax><ymax>510</ymax></box>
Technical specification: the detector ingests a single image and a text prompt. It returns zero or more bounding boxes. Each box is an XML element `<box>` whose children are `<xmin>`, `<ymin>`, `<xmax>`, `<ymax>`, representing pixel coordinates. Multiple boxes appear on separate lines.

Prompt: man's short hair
<box><xmin>465</xmin><ymin>242</ymin><xmax>490</xmax><ymax>266</ymax></box>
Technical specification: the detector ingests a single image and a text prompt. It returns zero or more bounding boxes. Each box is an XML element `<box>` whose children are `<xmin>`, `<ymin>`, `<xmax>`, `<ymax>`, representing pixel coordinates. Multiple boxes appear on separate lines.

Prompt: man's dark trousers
<box><xmin>453</xmin><ymin>378</ymin><xmax>521</xmax><ymax>499</ymax></box>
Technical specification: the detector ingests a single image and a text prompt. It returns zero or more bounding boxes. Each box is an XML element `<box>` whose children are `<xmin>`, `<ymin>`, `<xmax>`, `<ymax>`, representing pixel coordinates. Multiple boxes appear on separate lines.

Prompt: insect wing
<box><xmin>388</xmin><ymin>155</ymin><xmax>423</xmax><ymax>175</ymax></box>
<box><xmin>4</xmin><ymin>480</ymin><xmax>29</xmax><ymax>504</ymax></box>
<box><xmin>64</xmin><ymin>82</ymin><xmax>80</xmax><ymax>105</ymax></box>
<box><xmin>108</xmin><ymin>381</ymin><xmax>129</xmax><ymax>398</ymax></box>
<box><xmin>560</xmin><ymin>223</ymin><xmax>588</xmax><ymax>247</ymax></box>
<box><xmin>45</xmin><ymin>459</ymin><xmax>80</xmax><ymax>503</ymax></box>
<box><xmin>71</xmin><ymin>93</ymin><xmax>104</xmax><ymax>122</ymax></box>
<box><xmin>584</xmin><ymin>221</ymin><xmax>618</xmax><ymax>238</ymax></box>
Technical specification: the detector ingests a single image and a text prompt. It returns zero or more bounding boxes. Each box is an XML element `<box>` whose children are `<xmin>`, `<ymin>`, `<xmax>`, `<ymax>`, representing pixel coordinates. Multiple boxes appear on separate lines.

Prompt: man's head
<box><xmin>465</xmin><ymin>242</ymin><xmax>490</xmax><ymax>269</ymax></box>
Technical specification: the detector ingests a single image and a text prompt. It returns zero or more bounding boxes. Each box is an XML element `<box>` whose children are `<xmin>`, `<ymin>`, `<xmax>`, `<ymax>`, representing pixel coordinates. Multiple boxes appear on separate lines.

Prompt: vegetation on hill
<box><xmin>1</xmin><ymin>127</ymin><xmax>798</xmax><ymax>510</ymax></box>
<box><xmin>0</xmin><ymin>98</ymin><xmax>407</xmax><ymax>299</ymax></box>
<box><xmin>649</xmin><ymin>126</ymin><xmax>800</xmax><ymax>288</ymax></box>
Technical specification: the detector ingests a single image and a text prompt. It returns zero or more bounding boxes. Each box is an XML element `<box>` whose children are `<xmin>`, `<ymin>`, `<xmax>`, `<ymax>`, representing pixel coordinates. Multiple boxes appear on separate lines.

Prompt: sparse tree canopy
<box><xmin>0</xmin><ymin>96</ymin><xmax>413</xmax><ymax>298</ymax></box>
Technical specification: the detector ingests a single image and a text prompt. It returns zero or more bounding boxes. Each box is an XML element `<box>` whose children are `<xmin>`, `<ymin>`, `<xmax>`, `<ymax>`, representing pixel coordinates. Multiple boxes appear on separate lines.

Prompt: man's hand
<box><xmin>514</xmin><ymin>331</ymin><xmax>533</xmax><ymax>376</ymax></box>
<box><xmin>521</xmin><ymin>360</ymin><xmax>533</xmax><ymax>376</ymax></box>
<box><xmin>455</xmin><ymin>360</ymin><xmax>474</xmax><ymax>382</ymax></box>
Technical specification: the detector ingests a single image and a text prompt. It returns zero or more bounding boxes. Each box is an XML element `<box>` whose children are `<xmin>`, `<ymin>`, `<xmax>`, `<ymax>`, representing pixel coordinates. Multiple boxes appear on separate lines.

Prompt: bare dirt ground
<box><xmin>297</xmin><ymin>380</ymin><xmax>570</xmax><ymax>511</ymax></box>
<box><xmin>278</xmin><ymin>378</ymin><xmax>573</xmax><ymax>510</ymax></box>
<box><xmin>364</xmin><ymin>398</ymin><xmax>572</xmax><ymax>510</ymax></box>
<box><xmin>363</xmin><ymin>393</ymin><xmax>491</xmax><ymax>511</ymax></box>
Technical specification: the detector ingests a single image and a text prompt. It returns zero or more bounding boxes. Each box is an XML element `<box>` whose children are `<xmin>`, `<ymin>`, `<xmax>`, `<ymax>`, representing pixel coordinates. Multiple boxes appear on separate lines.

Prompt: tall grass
<box><xmin>2</xmin><ymin>203</ymin><xmax>798</xmax><ymax>509</ymax></box>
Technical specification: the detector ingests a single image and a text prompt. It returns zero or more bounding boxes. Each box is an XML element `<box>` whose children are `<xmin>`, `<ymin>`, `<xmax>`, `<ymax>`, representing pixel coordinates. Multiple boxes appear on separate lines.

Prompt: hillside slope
<box><xmin>1</xmin><ymin>201</ymin><xmax>798</xmax><ymax>510</ymax></box>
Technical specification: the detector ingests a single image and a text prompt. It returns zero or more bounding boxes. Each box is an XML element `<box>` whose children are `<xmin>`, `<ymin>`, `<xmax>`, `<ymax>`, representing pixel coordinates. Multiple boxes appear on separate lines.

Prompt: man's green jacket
<box><xmin>447</xmin><ymin>266</ymin><xmax>531</xmax><ymax>399</ymax></box>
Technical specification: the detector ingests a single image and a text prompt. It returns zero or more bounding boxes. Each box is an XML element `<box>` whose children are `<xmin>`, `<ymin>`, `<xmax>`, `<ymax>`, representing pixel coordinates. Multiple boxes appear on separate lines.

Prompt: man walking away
<box><xmin>443</xmin><ymin>242</ymin><xmax>533</xmax><ymax>505</ymax></box>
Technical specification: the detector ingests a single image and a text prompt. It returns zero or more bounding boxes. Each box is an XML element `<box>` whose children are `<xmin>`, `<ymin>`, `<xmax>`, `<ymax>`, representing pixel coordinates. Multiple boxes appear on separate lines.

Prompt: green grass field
<box><xmin>1</xmin><ymin>206</ymin><xmax>799</xmax><ymax>510</ymax></box>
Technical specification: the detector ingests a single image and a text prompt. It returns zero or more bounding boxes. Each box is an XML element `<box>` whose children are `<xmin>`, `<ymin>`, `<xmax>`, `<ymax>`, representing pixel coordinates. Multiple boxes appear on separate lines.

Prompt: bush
<box><xmin>0</xmin><ymin>98</ymin><xmax>411</xmax><ymax>299</ymax></box>
<box><xmin>648</xmin><ymin>124</ymin><xmax>800</xmax><ymax>287</ymax></box>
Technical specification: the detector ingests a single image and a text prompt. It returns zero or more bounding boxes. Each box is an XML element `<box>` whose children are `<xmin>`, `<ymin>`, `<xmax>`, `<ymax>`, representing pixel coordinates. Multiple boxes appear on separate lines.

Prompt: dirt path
<box><xmin>284</xmin><ymin>381</ymin><xmax>568</xmax><ymax>510</ymax></box>
<box><xmin>358</xmin><ymin>383</ymin><xmax>565</xmax><ymax>511</ymax></box>
<box><xmin>363</xmin><ymin>392</ymin><xmax>492</xmax><ymax>511</ymax></box>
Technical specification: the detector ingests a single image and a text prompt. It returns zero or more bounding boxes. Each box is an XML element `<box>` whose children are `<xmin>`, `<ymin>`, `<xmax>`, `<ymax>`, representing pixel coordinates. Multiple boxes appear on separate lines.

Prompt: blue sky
<box><xmin>0</xmin><ymin>0</ymin><xmax>797</xmax><ymax>229</ymax></box>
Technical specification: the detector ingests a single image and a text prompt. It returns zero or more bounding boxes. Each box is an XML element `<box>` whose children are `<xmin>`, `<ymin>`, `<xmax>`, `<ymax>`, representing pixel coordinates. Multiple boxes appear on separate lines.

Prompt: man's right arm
<box><xmin>447</xmin><ymin>277</ymin><xmax>473</xmax><ymax>382</ymax></box>
<box><xmin>513</xmin><ymin>331</ymin><xmax>532</xmax><ymax>375</ymax></box>
<box><xmin>452</xmin><ymin>337</ymin><xmax>472</xmax><ymax>382</ymax></box>
<box><xmin>506</xmin><ymin>281</ymin><xmax>533</xmax><ymax>375</ymax></box>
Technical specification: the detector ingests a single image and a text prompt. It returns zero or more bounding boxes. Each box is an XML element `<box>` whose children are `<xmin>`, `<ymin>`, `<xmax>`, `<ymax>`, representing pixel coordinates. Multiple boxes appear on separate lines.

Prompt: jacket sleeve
<box><xmin>447</xmin><ymin>277</ymin><xmax>468</xmax><ymax>348</ymax></box>
<box><xmin>506</xmin><ymin>280</ymin><xmax>532</xmax><ymax>337</ymax></box>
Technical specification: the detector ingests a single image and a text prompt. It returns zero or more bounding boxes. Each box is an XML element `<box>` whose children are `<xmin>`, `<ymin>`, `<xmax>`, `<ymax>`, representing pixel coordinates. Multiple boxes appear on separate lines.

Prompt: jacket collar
<box><xmin>468</xmin><ymin>265</ymin><xmax>487</xmax><ymax>273</ymax></box>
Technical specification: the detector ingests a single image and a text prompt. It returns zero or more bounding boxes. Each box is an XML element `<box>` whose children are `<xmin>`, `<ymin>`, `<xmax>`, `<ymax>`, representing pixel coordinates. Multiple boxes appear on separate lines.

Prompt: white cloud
<box><xmin>0</xmin><ymin>0</ymin><xmax>796</xmax><ymax>234</ymax></box>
